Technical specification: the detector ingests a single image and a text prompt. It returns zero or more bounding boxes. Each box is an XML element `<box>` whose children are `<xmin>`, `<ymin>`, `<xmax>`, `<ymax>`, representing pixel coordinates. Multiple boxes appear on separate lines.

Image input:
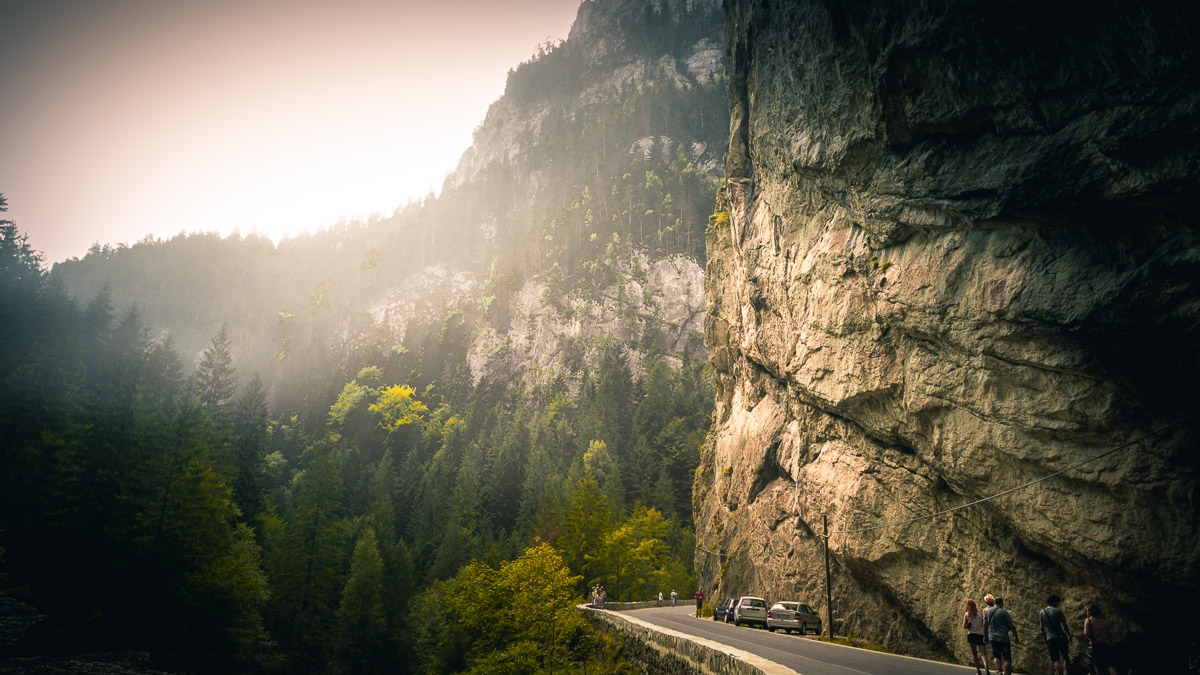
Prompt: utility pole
<box><xmin>823</xmin><ymin>514</ymin><xmax>833</xmax><ymax>641</ymax></box>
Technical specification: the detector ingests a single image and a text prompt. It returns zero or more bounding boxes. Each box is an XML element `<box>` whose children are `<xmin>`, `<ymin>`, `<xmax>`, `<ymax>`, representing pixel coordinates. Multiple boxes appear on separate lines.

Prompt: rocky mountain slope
<box><xmin>696</xmin><ymin>1</ymin><xmax>1200</xmax><ymax>671</ymax></box>
<box><xmin>50</xmin><ymin>0</ymin><xmax>727</xmax><ymax>404</ymax></box>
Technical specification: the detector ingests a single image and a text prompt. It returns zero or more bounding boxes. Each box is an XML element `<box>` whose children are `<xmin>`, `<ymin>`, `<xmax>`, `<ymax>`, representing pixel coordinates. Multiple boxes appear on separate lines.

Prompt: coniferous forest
<box><xmin>0</xmin><ymin>0</ymin><xmax>727</xmax><ymax>672</ymax></box>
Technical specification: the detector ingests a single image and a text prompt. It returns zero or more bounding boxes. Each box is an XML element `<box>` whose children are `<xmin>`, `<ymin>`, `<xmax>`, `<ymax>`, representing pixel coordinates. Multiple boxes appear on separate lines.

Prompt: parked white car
<box><xmin>732</xmin><ymin>596</ymin><xmax>769</xmax><ymax>627</ymax></box>
<box><xmin>766</xmin><ymin>601</ymin><xmax>821</xmax><ymax>634</ymax></box>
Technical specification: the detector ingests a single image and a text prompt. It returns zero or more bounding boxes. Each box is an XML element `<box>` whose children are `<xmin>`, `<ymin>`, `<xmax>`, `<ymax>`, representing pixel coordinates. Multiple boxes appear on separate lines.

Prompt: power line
<box><xmin>823</xmin><ymin>411</ymin><xmax>1200</xmax><ymax>537</ymax></box>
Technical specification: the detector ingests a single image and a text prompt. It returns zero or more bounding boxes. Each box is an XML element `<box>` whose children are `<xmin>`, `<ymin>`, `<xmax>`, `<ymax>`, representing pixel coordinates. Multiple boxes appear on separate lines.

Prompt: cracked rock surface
<box><xmin>696</xmin><ymin>1</ymin><xmax>1200</xmax><ymax>671</ymax></box>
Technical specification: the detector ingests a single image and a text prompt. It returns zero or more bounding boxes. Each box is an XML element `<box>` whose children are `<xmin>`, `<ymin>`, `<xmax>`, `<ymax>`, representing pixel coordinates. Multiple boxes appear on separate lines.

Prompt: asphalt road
<box><xmin>625</xmin><ymin>605</ymin><xmax>983</xmax><ymax>675</ymax></box>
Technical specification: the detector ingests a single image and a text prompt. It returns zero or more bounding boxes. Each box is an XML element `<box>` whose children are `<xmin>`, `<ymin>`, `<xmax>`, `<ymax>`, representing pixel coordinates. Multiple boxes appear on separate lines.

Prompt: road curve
<box><xmin>621</xmin><ymin>605</ymin><xmax>983</xmax><ymax>675</ymax></box>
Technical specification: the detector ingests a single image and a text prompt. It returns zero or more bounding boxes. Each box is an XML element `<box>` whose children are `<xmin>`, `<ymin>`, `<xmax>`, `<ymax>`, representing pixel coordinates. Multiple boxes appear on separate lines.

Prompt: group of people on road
<box><xmin>963</xmin><ymin>593</ymin><xmax>1119</xmax><ymax>675</ymax></box>
<box><xmin>593</xmin><ymin>586</ymin><xmax>687</xmax><ymax>610</ymax></box>
<box><xmin>591</xmin><ymin>585</ymin><xmax>607</xmax><ymax>608</ymax></box>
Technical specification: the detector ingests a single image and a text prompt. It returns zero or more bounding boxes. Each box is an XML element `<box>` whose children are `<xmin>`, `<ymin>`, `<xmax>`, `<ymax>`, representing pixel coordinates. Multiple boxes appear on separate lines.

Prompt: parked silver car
<box><xmin>766</xmin><ymin>601</ymin><xmax>821</xmax><ymax>634</ymax></box>
<box><xmin>732</xmin><ymin>596</ymin><xmax>769</xmax><ymax>627</ymax></box>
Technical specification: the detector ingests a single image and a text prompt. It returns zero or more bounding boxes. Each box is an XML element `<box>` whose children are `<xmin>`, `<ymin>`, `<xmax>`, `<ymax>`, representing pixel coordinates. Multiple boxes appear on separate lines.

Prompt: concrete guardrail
<box><xmin>578</xmin><ymin>605</ymin><xmax>800</xmax><ymax>675</ymax></box>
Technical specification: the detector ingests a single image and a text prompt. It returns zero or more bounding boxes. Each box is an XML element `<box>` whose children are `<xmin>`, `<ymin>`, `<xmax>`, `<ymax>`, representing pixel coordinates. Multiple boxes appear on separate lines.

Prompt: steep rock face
<box><xmin>467</xmin><ymin>252</ymin><xmax>705</xmax><ymax>387</ymax></box>
<box><xmin>696</xmin><ymin>1</ymin><xmax>1200</xmax><ymax>671</ymax></box>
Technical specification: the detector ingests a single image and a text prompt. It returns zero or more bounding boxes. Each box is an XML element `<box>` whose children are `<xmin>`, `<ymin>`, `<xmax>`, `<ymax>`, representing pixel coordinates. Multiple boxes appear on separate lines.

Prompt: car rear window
<box><xmin>780</xmin><ymin>602</ymin><xmax>797</xmax><ymax>610</ymax></box>
<box><xmin>748</xmin><ymin>599</ymin><xmax>766</xmax><ymax>607</ymax></box>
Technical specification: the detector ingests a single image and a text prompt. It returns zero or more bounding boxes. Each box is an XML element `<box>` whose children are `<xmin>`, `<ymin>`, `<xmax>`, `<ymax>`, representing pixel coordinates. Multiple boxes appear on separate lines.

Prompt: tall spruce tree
<box><xmin>269</xmin><ymin>442</ymin><xmax>350</xmax><ymax>670</ymax></box>
<box><xmin>334</xmin><ymin>527</ymin><xmax>387</xmax><ymax>675</ymax></box>
<box><xmin>233</xmin><ymin>372</ymin><xmax>269</xmax><ymax>522</ymax></box>
<box><xmin>558</xmin><ymin>471</ymin><xmax>611</xmax><ymax>586</ymax></box>
<box><xmin>195</xmin><ymin>323</ymin><xmax>236</xmax><ymax>409</ymax></box>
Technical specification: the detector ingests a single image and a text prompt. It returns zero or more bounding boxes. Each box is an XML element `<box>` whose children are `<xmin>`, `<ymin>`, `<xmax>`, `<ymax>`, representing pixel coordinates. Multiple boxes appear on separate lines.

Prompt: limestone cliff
<box><xmin>696</xmin><ymin>1</ymin><xmax>1200</xmax><ymax>671</ymax></box>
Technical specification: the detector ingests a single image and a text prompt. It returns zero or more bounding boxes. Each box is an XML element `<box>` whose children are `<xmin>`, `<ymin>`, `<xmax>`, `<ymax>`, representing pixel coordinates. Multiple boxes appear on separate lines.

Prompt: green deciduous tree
<box><xmin>435</xmin><ymin>544</ymin><xmax>592</xmax><ymax>674</ymax></box>
<box><xmin>601</xmin><ymin>505</ymin><xmax>670</xmax><ymax>601</ymax></box>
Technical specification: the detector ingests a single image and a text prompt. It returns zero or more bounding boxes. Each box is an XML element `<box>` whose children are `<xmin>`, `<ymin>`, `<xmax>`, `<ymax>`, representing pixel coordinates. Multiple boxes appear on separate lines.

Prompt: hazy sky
<box><xmin>0</xmin><ymin>0</ymin><xmax>582</xmax><ymax>264</ymax></box>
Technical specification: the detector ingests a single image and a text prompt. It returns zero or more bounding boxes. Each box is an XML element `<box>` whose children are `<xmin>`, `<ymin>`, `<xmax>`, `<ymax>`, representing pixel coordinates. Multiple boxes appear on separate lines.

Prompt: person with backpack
<box><xmin>1039</xmin><ymin>594</ymin><xmax>1072</xmax><ymax>675</ymax></box>
<box><xmin>984</xmin><ymin>596</ymin><xmax>1020</xmax><ymax>675</ymax></box>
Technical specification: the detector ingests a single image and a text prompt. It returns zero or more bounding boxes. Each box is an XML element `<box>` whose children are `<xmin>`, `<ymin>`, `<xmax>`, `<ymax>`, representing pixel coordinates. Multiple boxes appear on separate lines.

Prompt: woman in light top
<box><xmin>964</xmin><ymin>598</ymin><xmax>990</xmax><ymax>675</ymax></box>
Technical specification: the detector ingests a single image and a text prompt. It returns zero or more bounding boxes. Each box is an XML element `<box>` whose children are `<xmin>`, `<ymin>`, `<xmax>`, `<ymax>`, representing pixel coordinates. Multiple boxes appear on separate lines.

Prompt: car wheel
<box><xmin>768</xmin><ymin>625</ymin><xmax>775</xmax><ymax>632</ymax></box>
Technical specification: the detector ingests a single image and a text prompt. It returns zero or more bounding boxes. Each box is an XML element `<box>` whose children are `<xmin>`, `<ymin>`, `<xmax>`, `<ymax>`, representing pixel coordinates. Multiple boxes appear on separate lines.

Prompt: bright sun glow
<box><xmin>0</xmin><ymin>0</ymin><xmax>582</xmax><ymax>262</ymax></box>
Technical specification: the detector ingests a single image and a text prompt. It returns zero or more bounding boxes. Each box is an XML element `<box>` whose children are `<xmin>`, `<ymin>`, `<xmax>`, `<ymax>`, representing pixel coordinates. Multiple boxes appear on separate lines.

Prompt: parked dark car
<box><xmin>713</xmin><ymin>597</ymin><xmax>736</xmax><ymax>622</ymax></box>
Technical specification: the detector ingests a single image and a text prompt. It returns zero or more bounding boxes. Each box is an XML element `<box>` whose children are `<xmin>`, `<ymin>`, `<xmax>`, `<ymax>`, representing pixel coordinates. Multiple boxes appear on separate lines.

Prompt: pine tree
<box><xmin>107</xmin><ymin>306</ymin><xmax>150</xmax><ymax>420</ymax></box>
<box><xmin>141</xmin><ymin>406</ymin><xmax>271</xmax><ymax>669</ymax></box>
<box><xmin>583</xmin><ymin>439</ymin><xmax>624</xmax><ymax>511</ymax></box>
<box><xmin>0</xmin><ymin>195</ymin><xmax>46</xmax><ymax>380</ymax></box>
<box><xmin>195</xmin><ymin>323</ymin><xmax>236</xmax><ymax>408</ymax></box>
<box><xmin>558</xmin><ymin>471</ymin><xmax>611</xmax><ymax>585</ymax></box>
<box><xmin>335</xmin><ymin>527</ymin><xmax>387</xmax><ymax>675</ymax></box>
<box><xmin>363</xmin><ymin>454</ymin><xmax>411</xmax><ymax>672</ymax></box>
<box><xmin>269</xmin><ymin>442</ymin><xmax>350</xmax><ymax>669</ymax></box>
<box><xmin>233</xmin><ymin>372</ymin><xmax>269</xmax><ymax>522</ymax></box>
<box><xmin>147</xmin><ymin>334</ymin><xmax>185</xmax><ymax>411</ymax></box>
<box><xmin>81</xmin><ymin>285</ymin><xmax>114</xmax><ymax>388</ymax></box>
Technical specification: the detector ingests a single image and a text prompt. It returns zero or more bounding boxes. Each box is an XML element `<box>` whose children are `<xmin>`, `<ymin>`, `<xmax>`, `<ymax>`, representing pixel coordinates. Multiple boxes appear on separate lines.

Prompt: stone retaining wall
<box><xmin>578</xmin><ymin>606</ymin><xmax>799</xmax><ymax>675</ymax></box>
<box><xmin>589</xmin><ymin>600</ymin><xmax>668</xmax><ymax>611</ymax></box>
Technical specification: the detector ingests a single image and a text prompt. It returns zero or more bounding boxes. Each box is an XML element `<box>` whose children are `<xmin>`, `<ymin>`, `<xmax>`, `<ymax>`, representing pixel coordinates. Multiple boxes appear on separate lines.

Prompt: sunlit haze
<box><xmin>0</xmin><ymin>0</ymin><xmax>581</xmax><ymax>263</ymax></box>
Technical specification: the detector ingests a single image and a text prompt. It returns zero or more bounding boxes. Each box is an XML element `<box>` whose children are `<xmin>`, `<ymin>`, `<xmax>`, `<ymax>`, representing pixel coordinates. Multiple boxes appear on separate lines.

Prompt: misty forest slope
<box><xmin>1</xmin><ymin>0</ymin><xmax>727</xmax><ymax>673</ymax></box>
<box><xmin>50</xmin><ymin>0</ymin><xmax>728</xmax><ymax>416</ymax></box>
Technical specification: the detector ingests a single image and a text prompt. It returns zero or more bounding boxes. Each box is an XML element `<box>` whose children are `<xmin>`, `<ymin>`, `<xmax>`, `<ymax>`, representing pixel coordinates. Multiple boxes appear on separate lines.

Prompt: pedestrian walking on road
<box><xmin>671</xmin><ymin>589</ymin><xmax>678</xmax><ymax>606</ymax></box>
<box><xmin>964</xmin><ymin>598</ymin><xmax>990</xmax><ymax>675</ymax></box>
<box><xmin>694</xmin><ymin>588</ymin><xmax>704</xmax><ymax>617</ymax></box>
<box><xmin>1084</xmin><ymin>604</ymin><xmax>1118</xmax><ymax>675</ymax></box>
<box><xmin>1039</xmin><ymin>594</ymin><xmax>1072</xmax><ymax>675</ymax></box>
<box><xmin>658</xmin><ymin>591</ymin><xmax>664</xmax><ymax>607</ymax></box>
<box><xmin>984</xmin><ymin>596</ymin><xmax>1020</xmax><ymax>675</ymax></box>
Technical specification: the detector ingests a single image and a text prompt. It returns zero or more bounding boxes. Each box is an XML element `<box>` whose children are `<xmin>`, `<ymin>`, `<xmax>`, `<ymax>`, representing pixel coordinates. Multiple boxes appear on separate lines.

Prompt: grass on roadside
<box><xmin>816</xmin><ymin>633</ymin><xmax>893</xmax><ymax>654</ymax></box>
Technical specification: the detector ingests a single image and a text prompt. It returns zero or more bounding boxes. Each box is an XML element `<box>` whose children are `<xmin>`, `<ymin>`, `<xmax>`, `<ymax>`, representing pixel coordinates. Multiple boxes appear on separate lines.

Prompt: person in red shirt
<box><xmin>1085</xmin><ymin>604</ymin><xmax>1118</xmax><ymax>675</ymax></box>
<box><xmin>694</xmin><ymin>589</ymin><xmax>705</xmax><ymax>617</ymax></box>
